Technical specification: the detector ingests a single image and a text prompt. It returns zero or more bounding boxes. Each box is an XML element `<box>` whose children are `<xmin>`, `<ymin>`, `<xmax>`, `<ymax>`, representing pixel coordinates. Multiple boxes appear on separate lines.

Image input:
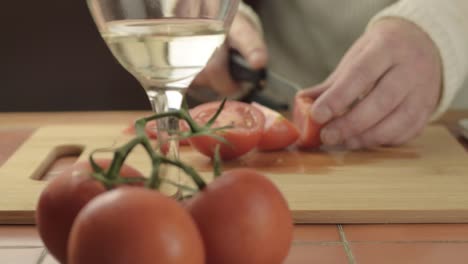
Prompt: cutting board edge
<box><xmin>293</xmin><ymin>209</ymin><xmax>468</xmax><ymax>224</ymax></box>
<box><xmin>0</xmin><ymin>211</ymin><xmax>35</xmax><ymax>225</ymax></box>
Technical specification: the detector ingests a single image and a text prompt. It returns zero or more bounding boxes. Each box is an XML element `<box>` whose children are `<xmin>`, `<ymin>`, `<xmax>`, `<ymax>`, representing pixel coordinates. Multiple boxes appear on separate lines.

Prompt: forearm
<box><xmin>368</xmin><ymin>0</ymin><xmax>468</xmax><ymax>121</ymax></box>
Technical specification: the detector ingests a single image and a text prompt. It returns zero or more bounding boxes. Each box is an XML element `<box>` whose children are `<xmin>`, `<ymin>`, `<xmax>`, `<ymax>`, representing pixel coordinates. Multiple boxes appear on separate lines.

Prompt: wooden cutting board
<box><xmin>0</xmin><ymin>124</ymin><xmax>467</xmax><ymax>224</ymax></box>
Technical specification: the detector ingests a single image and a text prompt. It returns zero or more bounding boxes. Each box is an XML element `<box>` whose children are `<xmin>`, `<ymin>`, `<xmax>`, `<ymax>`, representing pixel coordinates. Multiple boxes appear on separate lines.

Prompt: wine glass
<box><xmin>86</xmin><ymin>0</ymin><xmax>239</xmax><ymax>192</ymax></box>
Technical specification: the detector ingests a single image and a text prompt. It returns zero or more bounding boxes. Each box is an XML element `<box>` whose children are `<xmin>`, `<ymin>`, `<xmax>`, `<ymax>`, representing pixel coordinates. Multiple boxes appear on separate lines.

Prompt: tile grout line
<box><xmin>36</xmin><ymin>248</ymin><xmax>47</xmax><ymax>264</ymax></box>
<box><xmin>349</xmin><ymin>240</ymin><xmax>468</xmax><ymax>244</ymax></box>
<box><xmin>0</xmin><ymin>245</ymin><xmax>44</xmax><ymax>249</ymax></box>
<box><xmin>338</xmin><ymin>225</ymin><xmax>356</xmax><ymax>264</ymax></box>
<box><xmin>293</xmin><ymin>241</ymin><xmax>344</xmax><ymax>246</ymax></box>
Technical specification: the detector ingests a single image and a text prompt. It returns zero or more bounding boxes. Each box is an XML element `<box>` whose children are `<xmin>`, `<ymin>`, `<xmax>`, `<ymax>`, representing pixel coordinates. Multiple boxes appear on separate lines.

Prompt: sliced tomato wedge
<box><xmin>187</xmin><ymin>100</ymin><xmax>265</xmax><ymax>160</ymax></box>
<box><xmin>124</xmin><ymin>120</ymin><xmax>190</xmax><ymax>146</ymax></box>
<box><xmin>293</xmin><ymin>95</ymin><xmax>323</xmax><ymax>149</ymax></box>
<box><xmin>251</xmin><ymin>103</ymin><xmax>300</xmax><ymax>151</ymax></box>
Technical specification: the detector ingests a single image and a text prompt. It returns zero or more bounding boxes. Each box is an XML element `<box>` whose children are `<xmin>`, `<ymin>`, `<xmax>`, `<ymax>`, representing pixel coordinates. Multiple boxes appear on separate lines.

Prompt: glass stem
<box><xmin>149</xmin><ymin>91</ymin><xmax>178</xmax><ymax>156</ymax></box>
<box><xmin>146</xmin><ymin>86</ymin><xmax>184</xmax><ymax>196</ymax></box>
<box><xmin>149</xmin><ymin>89</ymin><xmax>185</xmax><ymax>153</ymax></box>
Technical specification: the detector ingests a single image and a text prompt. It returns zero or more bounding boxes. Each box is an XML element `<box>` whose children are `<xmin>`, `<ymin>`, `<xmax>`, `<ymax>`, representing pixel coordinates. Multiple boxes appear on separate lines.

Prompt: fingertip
<box><xmin>310</xmin><ymin>104</ymin><xmax>333</xmax><ymax>125</ymax></box>
<box><xmin>296</xmin><ymin>90</ymin><xmax>307</xmax><ymax>97</ymax></box>
<box><xmin>246</xmin><ymin>49</ymin><xmax>268</xmax><ymax>69</ymax></box>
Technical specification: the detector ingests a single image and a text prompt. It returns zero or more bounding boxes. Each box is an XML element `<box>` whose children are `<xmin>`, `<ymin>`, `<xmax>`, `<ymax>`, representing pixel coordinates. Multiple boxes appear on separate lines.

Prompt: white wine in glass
<box><xmin>87</xmin><ymin>0</ymin><xmax>239</xmax><ymax>192</ymax></box>
<box><xmin>104</xmin><ymin>19</ymin><xmax>226</xmax><ymax>87</ymax></box>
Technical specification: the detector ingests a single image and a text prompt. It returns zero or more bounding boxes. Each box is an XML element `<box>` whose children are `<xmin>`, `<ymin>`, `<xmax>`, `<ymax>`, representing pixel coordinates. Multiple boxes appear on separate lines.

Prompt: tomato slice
<box><xmin>251</xmin><ymin>103</ymin><xmax>300</xmax><ymax>151</ymax></box>
<box><xmin>293</xmin><ymin>95</ymin><xmax>323</xmax><ymax>149</ymax></box>
<box><xmin>187</xmin><ymin>101</ymin><xmax>265</xmax><ymax>160</ymax></box>
<box><xmin>124</xmin><ymin>120</ymin><xmax>190</xmax><ymax>146</ymax></box>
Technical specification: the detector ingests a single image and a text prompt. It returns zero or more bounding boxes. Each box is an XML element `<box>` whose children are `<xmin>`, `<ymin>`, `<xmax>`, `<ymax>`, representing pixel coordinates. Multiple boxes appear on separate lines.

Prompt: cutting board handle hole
<box><xmin>30</xmin><ymin>144</ymin><xmax>84</xmax><ymax>181</ymax></box>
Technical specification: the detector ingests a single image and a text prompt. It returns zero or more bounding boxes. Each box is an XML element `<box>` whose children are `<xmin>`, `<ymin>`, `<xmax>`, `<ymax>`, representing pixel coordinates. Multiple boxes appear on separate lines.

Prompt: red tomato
<box><xmin>68</xmin><ymin>187</ymin><xmax>205</xmax><ymax>264</ymax></box>
<box><xmin>186</xmin><ymin>169</ymin><xmax>293</xmax><ymax>264</ymax></box>
<box><xmin>36</xmin><ymin>159</ymin><xmax>143</xmax><ymax>264</ymax></box>
<box><xmin>124</xmin><ymin>120</ymin><xmax>190</xmax><ymax>146</ymax></box>
<box><xmin>293</xmin><ymin>95</ymin><xmax>323</xmax><ymax>148</ymax></box>
<box><xmin>251</xmin><ymin>102</ymin><xmax>300</xmax><ymax>151</ymax></box>
<box><xmin>187</xmin><ymin>101</ymin><xmax>265</xmax><ymax>160</ymax></box>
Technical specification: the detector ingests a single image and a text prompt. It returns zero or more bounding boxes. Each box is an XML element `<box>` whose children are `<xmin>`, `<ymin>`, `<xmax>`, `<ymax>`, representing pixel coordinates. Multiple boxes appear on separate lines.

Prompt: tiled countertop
<box><xmin>0</xmin><ymin>111</ymin><xmax>467</xmax><ymax>264</ymax></box>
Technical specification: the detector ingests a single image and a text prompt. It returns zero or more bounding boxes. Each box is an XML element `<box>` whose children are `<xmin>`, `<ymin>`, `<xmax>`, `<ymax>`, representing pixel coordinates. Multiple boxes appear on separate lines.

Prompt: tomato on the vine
<box><xmin>252</xmin><ymin>102</ymin><xmax>300</xmax><ymax>151</ymax></box>
<box><xmin>37</xmin><ymin>101</ymin><xmax>297</xmax><ymax>264</ymax></box>
<box><xmin>186</xmin><ymin>169</ymin><xmax>293</xmax><ymax>264</ymax></box>
<box><xmin>187</xmin><ymin>101</ymin><xmax>265</xmax><ymax>160</ymax></box>
<box><xmin>36</xmin><ymin>159</ymin><xmax>143</xmax><ymax>264</ymax></box>
<box><xmin>68</xmin><ymin>187</ymin><xmax>205</xmax><ymax>264</ymax></box>
<box><xmin>293</xmin><ymin>95</ymin><xmax>323</xmax><ymax>149</ymax></box>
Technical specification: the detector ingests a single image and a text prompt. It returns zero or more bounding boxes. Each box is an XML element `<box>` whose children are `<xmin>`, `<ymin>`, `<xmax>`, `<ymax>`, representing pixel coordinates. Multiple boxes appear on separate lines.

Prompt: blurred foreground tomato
<box><xmin>68</xmin><ymin>188</ymin><xmax>205</xmax><ymax>264</ymax></box>
<box><xmin>36</xmin><ymin>159</ymin><xmax>143</xmax><ymax>264</ymax></box>
<box><xmin>186</xmin><ymin>169</ymin><xmax>293</xmax><ymax>264</ymax></box>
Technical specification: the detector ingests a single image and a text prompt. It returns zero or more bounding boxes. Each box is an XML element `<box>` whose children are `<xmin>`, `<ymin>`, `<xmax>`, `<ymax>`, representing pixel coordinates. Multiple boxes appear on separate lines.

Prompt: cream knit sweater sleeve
<box><xmin>369</xmin><ymin>0</ymin><xmax>468</xmax><ymax>121</ymax></box>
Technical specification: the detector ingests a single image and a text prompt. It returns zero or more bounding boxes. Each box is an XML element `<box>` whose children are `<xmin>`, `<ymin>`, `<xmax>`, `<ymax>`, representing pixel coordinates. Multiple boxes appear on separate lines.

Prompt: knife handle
<box><xmin>228</xmin><ymin>49</ymin><xmax>290</xmax><ymax>110</ymax></box>
<box><xmin>229</xmin><ymin>49</ymin><xmax>266</xmax><ymax>83</ymax></box>
<box><xmin>228</xmin><ymin>48</ymin><xmax>266</xmax><ymax>90</ymax></box>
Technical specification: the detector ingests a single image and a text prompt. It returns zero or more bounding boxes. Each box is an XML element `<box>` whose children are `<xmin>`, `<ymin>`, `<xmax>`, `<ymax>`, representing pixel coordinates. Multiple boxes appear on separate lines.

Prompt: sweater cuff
<box><xmin>238</xmin><ymin>2</ymin><xmax>263</xmax><ymax>35</ymax></box>
<box><xmin>368</xmin><ymin>1</ymin><xmax>468</xmax><ymax>121</ymax></box>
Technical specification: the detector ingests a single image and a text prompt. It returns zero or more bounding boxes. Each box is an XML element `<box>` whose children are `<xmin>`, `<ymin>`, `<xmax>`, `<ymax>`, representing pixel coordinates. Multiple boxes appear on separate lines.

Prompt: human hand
<box><xmin>189</xmin><ymin>12</ymin><xmax>268</xmax><ymax>97</ymax></box>
<box><xmin>301</xmin><ymin>18</ymin><xmax>442</xmax><ymax>149</ymax></box>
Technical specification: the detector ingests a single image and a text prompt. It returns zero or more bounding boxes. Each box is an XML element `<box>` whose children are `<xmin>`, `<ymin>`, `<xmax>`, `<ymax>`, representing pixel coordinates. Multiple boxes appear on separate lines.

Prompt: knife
<box><xmin>185</xmin><ymin>49</ymin><xmax>301</xmax><ymax>110</ymax></box>
<box><xmin>228</xmin><ymin>49</ymin><xmax>301</xmax><ymax>110</ymax></box>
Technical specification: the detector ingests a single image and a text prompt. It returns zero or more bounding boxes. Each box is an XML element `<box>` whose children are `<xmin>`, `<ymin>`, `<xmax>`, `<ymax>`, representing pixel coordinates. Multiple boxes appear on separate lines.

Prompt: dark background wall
<box><xmin>0</xmin><ymin>0</ymin><xmax>150</xmax><ymax>112</ymax></box>
<box><xmin>0</xmin><ymin>1</ymin><xmax>259</xmax><ymax>112</ymax></box>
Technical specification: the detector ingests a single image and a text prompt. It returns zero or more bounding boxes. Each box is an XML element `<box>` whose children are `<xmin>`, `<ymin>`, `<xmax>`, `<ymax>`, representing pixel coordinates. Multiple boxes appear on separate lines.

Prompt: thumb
<box><xmin>228</xmin><ymin>14</ymin><xmax>268</xmax><ymax>69</ymax></box>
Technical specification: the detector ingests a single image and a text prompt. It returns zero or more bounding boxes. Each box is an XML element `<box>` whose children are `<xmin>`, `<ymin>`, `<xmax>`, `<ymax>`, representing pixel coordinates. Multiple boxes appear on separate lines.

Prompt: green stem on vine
<box><xmin>179</xmin><ymin>110</ymin><xmax>203</xmax><ymax>133</ymax></box>
<box><xmin>91</xmin><ymin>172</ymin><xmax>113</xmax><ymax>189</ymax></box>
<box><xmin>89</xmin><ymin>150</ymin><xmax>106</xmax><ymax>175</ymax></box>
<box><xmin>106</xmin><ymin>137</ymin><xmax>145</xmax><ymax>181</ymax></box>
<box><xmin>114</xmin><ymin>177</ymin><xmax>147</xmax><ymax>185</ymax></box>
<box><xmin>162</xmin><ymin>178</ymin><xmax>198</xmax><ymax>193</ymax></box>
<box><xmin>206</xmin><ymin>98</ymin><xmax>227</xmax><ymax>127</ymax></box>
<box><xmin>88</xmin><ymin>98</ymin><xmax>232</xmax><ymax>191</ymax></box>
<box><xmin>158</xmin><ymin>156</ymin><xmax>207</xmax><ymax>190</ymax></box>
<box><xmin>146</xmin><ymin>158</ymin><xmax>161</xmax><ymax>190</ymax></box>
<box><xmin>133</xmin><ymin>131</ymin><xmax>166</xmax><ymax>190</ymax></box>
<box><xmin>134</xmin><ymin>118</ymin><xmax>148</xmax><ymax>138</ymax></box>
